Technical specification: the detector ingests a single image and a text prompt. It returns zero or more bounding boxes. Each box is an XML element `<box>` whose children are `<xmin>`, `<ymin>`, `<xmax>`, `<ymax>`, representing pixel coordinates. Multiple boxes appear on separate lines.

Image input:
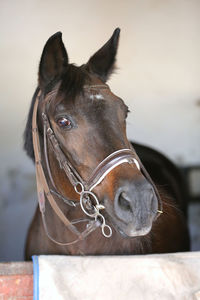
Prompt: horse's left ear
<box><xmin>86</xmin><ymin>28</ymin><xmax>120</xmax><ymax>82</ymax></box>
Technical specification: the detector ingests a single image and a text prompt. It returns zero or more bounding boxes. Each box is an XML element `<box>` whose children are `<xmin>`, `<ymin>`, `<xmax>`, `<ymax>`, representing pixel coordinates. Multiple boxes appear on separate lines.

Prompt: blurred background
<box><xmin>0</xmin><ymin>0</ymin><xmax>199</xmax><ymax>261</ymax></box>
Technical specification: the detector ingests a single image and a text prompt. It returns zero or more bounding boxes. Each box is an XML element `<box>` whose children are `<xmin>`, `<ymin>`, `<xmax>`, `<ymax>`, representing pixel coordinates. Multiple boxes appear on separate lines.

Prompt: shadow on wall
<box><xmin>188</xmin><ymin>203</ymin><xmax>200</xmax><ymax>251</ymax></box>
<box><xmin>0</xmin><ymin>168</ymin><xmax>37</xmax><ymax>261</ymax></box>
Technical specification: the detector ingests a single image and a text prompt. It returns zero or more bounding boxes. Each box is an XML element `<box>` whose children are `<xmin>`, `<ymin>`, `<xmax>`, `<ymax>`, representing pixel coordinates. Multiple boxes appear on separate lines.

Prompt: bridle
<box><xmin>32</xmin><ymin>84</ymin><xmax>163</xmax><ymax>246</ymax></box>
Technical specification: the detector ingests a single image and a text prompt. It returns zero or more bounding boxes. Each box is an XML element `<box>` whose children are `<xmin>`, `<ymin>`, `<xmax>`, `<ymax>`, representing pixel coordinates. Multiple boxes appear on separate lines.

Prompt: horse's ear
<box><xmin>39</xmin><ymin>32</ymin><xmax>68</xmax><ymax>89</ymax></box>
<box><xmin>86</xmin><ymin>28</ymin><xmax>120</xmax><ymax>82</ymax></box>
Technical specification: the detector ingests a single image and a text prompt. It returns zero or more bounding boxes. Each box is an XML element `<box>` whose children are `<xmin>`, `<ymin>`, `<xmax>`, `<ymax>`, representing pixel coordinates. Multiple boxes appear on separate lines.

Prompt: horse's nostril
<box><xmin>118</xmin><ymin>192</ymin><xmax>132</xmax><ymax>212</ymax></box>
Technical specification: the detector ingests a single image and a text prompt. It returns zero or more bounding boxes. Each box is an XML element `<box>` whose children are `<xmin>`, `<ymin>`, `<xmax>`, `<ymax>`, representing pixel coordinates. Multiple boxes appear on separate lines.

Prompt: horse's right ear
<box><xmin>39</xmin><ymin>32</ymin><xmax>68</xmax><ymax>89</ymax></box>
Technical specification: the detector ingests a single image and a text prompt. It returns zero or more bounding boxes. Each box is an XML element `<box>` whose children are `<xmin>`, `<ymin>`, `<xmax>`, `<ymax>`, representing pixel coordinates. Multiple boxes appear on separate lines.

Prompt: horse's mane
<box><xmin>23</xmin><ymin>64</ymin><xmax>89</xmax><ymax>161</ymax></box>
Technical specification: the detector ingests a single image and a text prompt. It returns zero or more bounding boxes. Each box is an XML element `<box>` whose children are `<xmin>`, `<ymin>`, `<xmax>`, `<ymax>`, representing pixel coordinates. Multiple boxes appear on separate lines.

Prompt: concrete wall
<box><xmin>0</xmin><ymin>0</ymin><xmax>199</xmax><ymax>261</ymax></box>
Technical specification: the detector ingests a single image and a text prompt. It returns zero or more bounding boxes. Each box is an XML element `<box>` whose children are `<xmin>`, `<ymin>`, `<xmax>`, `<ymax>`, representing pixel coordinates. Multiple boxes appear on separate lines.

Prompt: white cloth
<box><xmin>32</xmin><ymin>252</ymin><xmax>200</xmax><ymax>300</ymax></box>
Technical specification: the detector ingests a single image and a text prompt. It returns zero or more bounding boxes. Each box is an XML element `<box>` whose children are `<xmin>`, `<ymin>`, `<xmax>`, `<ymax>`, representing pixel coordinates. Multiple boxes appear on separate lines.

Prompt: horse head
<box><xmin>25</xmin><ymin>29</ymin><xmax>162</xmax><ymax>244</ymax></box>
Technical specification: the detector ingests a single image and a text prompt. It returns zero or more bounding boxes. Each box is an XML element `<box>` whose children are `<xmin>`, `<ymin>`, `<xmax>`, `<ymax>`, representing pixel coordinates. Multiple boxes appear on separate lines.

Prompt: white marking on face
<box><xmin>95</xmin><ymin>94</ymin><xmax>104</xmax><ymax>100</ymax></box>
<box><xmin>89</xmin><ymin>93</ymin><xmax>104</xmax><ymax>100</ymax></box>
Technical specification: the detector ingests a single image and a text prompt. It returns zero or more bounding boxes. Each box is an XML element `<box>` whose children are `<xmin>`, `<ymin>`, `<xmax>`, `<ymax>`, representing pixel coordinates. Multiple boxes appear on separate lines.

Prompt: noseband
<box><xmin>32</xmin><ymin>84</ymin><xmax>163</xmax><ymax>246</ymax></box>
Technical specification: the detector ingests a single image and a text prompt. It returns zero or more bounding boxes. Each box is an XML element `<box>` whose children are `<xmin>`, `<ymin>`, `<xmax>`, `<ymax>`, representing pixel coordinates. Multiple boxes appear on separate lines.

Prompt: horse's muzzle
<box><xmin>113</xmin><ymin>179</ymin><xmax>158</xmax><ymax>237</ymax></box>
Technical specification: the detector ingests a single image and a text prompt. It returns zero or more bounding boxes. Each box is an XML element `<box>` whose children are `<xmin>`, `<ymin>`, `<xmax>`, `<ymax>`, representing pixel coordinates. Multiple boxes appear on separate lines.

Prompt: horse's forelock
<box><xmin>59</xmin><ymin>64</ymin><xmax>89</xmax><ymax>99</ymax></box>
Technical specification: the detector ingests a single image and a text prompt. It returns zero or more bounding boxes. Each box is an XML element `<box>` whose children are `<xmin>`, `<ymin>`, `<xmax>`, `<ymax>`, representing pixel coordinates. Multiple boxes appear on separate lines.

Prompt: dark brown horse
<box><xmin>24</xmin><ymin>29</ymin><xmax>189</xmax><ymax>260</ymax></box>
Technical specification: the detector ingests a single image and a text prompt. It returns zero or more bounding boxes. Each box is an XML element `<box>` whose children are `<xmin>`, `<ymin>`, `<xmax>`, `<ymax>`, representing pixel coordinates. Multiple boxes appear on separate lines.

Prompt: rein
<box><xmin>32</xmin><ymin>84</ymin><xmax>163</xmax><ymax>246</ymax></box>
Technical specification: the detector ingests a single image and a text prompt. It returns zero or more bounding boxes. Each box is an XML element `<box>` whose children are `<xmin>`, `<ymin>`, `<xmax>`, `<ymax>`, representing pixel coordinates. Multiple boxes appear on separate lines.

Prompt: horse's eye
<box><xmin>57</xmin><ymin>117</ymin><xmax>72</xmax><ymax>129</ymax></box>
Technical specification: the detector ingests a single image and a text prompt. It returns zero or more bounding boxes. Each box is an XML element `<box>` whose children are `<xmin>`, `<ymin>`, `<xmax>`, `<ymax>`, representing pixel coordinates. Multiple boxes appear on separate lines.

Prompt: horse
<box><xmin>24</xmin><ymin>28</ymin><xmax>189</xmax><ymax>260</ymax></box>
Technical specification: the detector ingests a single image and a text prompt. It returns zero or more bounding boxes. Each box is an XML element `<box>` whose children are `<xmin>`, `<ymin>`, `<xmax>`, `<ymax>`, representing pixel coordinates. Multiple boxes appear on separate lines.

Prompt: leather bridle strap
<box><xmin>32</xmin><ymin>91</ymin><xmax>99</xmax><ymax>243</ymax></box>
<box><xmin>129</xmin><ymin>144</ymin><xmax>163</xmax><ymax>217</ymax></box>
<box><xmin>42</xmin><ymin>113</ymin><xmax>84</xmax><ymax>188</ymax></box>
<box><xmin>32</xmin><ymin>92</ymin><xmax>79</xmax><ymax>235</ymax></box>
<box><xmin>86</xmin><ymin>149</ymin><xmax>140</xmax><ymax>191</ymax></box>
